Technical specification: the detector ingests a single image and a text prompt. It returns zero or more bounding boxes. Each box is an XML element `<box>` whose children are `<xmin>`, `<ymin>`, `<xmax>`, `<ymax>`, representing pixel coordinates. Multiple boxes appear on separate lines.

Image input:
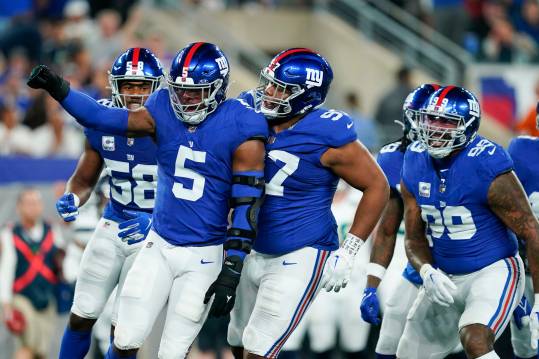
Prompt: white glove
<box><xmin>320</xmin><ymin>233</ymin><xmax>364</xmax><ymax>292</ymax></box>
<box><xmin>530</xmin><ymin>297</ymin><xmax>539</xmax><ymax>349</ymax></box>
<box><xmin>420</xmin><ymin>264</ymin><xmax>457</xmax><ymax>307</ymax></box>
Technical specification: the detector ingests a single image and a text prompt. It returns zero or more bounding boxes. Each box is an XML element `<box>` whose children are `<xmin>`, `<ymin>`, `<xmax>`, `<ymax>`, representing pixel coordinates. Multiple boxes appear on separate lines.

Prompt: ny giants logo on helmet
<box><xmin>468</xmin><ymin>98</ymin><xmax>480</xmax><ymax>117</ymax></box>
<box><xmin>305</xmin><ymin>68</ymin><xmax>323</xmax><ymax>88</ymax></box>
<box><xmin>215</xmin><ymin>56</ymin><xmax>229</xmax><ymax>76</ymax></box>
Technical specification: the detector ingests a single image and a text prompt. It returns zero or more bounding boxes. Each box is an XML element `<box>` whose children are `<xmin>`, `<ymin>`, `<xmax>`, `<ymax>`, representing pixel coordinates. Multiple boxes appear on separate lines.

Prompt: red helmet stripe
<box><xmin>268</xmin><ymin>48</ymin><xmax>316</xmax><ymax>70</ymax></box>
<box><xmin>435</xmin><ymin>85</ymin><xmax>456</xmax><ymax>107</ymax></box>
<box><xmin>131</xmin><ymin>48</ymin><xmax>140</xmax><ymax>74</ymax></box>
<box><xmin>182</xmin><ymin>42</ymin><xmax>205</xmax><ymax>79</ymax></box>
<box><xmin>430</xmin><ymin>83</ymin><xmax>441</xmax><ymax>91</ymax></box>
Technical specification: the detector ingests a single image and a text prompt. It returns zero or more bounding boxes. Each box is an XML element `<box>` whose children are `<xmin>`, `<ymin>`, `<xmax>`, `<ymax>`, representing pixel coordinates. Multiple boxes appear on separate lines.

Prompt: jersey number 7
<box><xmin>266</xmin><ymin>150</ymin><xmax>299</xmax><ymax>196</ymax></box>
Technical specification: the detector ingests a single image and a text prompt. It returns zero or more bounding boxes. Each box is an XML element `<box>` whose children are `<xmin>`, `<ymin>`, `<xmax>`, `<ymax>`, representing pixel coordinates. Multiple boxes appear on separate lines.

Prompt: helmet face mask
<box><xmin>417</xmin><ymin>86</ymin><xmax>481</xmax><ymax>159</ymax></box>
<box><xmin>167</xmin><ymin>42</ymin><xmax>229</xmax><ymax>125</ymax></box>
<box><xmin>109</xmin><ymin>48</ymin><xmax>164</xmax><ymax>109</ymax></box>
<box><xmin>417</xmin><ymin>111</ymin><xmax>469</xmax><ymax>158</ymax></box>
<box><xmin>254</xmin><ymin>48</ymin><xmax>333</xmax><ymax>123</ymax></box>
<box><xmin>255</xmin><ymin>68</ymin><xmax>303</xmax><ymax>119</ymax></box>
<box><xmin>167</xmin><ymin>77</ymin><xmax>224</xmax><ymax>125</ymax></box>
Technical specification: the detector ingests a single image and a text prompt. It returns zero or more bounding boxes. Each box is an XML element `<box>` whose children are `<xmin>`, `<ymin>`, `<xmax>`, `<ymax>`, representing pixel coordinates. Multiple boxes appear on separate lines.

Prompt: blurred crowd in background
<box><xmin>3</xmin><ymin>0</ymin><xmax>539</xmax><ymax>162</ymax></box>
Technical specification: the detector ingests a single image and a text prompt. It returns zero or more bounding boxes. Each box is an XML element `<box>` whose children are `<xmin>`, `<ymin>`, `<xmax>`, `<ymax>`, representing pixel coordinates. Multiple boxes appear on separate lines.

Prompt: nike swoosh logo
<box><xmin>347</xmin><ymin>122</ymin><xmax>353</xmax><ymax>129</ymax></box>
<box><xmin>200</xmin><ymin>259</ymin><xmax>214</xmax><ymax>264</ymax></box>
<box><xmin>282</xmin><ymin>260</ymin><xmax>297</xmax><ymax>266</ymax></box>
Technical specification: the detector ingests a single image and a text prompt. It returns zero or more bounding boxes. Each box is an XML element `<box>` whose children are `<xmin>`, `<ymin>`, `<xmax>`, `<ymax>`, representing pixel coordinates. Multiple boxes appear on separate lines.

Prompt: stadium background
<box><xmin>0</xmin><ymin>0</ymin><xmax>536</xmax><ymax>357</ymax></box>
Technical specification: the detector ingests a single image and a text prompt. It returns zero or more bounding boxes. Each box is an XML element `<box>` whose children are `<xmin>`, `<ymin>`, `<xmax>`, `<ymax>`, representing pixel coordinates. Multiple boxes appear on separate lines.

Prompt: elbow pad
<box><xmin>225</xmin><ymin>171</ymin><xmax>265</xmax><ymax>259</ymax></box>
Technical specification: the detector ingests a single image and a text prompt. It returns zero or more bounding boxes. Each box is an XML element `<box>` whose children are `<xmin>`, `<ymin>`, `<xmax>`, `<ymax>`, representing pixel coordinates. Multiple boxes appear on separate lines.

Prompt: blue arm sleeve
<box><xmin>61</xmin><ymin>89</ymin><xmax>128</xmax><ymax>135</ymax></box>
<box><xmin>226</xmin><ymin>170</ymin><xmax>265</xmax><ymax>260</ymax></box>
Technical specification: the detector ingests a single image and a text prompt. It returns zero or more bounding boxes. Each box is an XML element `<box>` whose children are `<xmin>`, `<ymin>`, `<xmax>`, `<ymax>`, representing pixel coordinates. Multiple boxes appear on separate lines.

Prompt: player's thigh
<box><xmin>111</xmin><ymin>242</ymin><xmax>144</xmax><ymax>325</ymax></box>
<box><xmin>511</xmin><ymin>274</ymin><xmax>535</xmax><ymax>358</ymax></box>
<box><xmin>396</xmin><ymin>288</ymin><xmax>461</xmax><ymax>359</ymax></box>
<box><xmin>113</xmin><ymin>231</ymin><xmax>173</xmax><ymax>350</ymax></box>
<box><xmin>228</xmin><ymin>252</ymin><xmax>260</xmax><ymax>348</ymax></box>
<box><xmin>376</xmin><ymin>276</ymin><xmax>419</xmax><ymax>355</ymax></box>
<box><xmin>242</xmin><ymin>247</ymin><xmax>330</xmax><ymax>359</ymax></box>
<box><xmin>72</xmin><ymin>218</ymin><xmax>123</xmax><ymax>319</ymax></box>
<box><xmin>158</xmin><ymin>244</ymin><xmax>223</xmax><ymax>359</ymax></box>
<box><xmin>459</xmin><ymin>256</ymin><xmax>524</xmax><ymax>341</ymax></box>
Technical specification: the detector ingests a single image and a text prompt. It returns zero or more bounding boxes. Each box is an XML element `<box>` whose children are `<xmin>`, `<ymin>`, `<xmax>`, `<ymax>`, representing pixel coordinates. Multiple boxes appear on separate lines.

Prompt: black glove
<box><xmin>203</xmin><ymin>255</ymin><xmax>243</xmax><ymax>317</ymax></box>
<box><xmin>27</xmin><ymin>65</ymin><xmax>70</xmax><ymax>102</ymax></box>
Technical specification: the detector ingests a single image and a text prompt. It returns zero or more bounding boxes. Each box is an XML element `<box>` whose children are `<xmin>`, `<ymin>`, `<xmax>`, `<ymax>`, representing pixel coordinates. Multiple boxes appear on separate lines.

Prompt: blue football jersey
<box><xmin>507</xmin><ymin>135</ymin><xmax>539</xmax><ymax>270</ymax></box>
<box><xmin>239</xmin><ymin>92</ymin><xmax>358</xmax><ymax>254</ymax></box>
<box><xmin>402</xmin><ymin>136</ymin><xmax>517</xmax><ymax>275</ymax></box>
<box><xmin>508</xmin><ymin>136</ymin><xmax>539</xmax><ymax>217</ymax></box>
<box><xmin>84</xmin><ymin>99</ymin><xmax>157</xmax><ymax>222</ymax></box>
<box><xmin>145</xmin><ymin>89</ymin><xmax>268</xmax><ymax>246</ymax></box>
<box><xmin>377</xmin><ymin>140</ymin><xmax>423</xmax><ymax>285</ymax></box>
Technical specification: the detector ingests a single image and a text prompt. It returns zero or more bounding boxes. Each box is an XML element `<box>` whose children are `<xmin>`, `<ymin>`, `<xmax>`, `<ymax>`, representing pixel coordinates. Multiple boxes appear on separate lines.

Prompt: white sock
<box><xmin>475</xmin><ymin>351</ymin><xmax>499</xmax><ymax>359</ymax></box>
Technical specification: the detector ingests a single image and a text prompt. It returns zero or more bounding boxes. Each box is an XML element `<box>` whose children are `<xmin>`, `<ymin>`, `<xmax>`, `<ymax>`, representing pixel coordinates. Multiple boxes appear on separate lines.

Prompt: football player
<box><xmin>56</xmin><ymin>47</ymin><xmax>163</xmax><ymax>359</ymax></box>
<box><xmin>27</xmin><ymin>42</ymin><xmax>267</xmax><ymax>359</ymax></box>
<box><xmin>281</xmin><ymin>181</ymin><xmax>371</xmax><ymax>358</ymax></box>
<box><xmin>507</xmin><ymin>131</ymin><xmax>539</xmax><ymax>359</ymax></box>
<box><xmin>359</xmin><ymin>84</ymin><xmax>440</xmax><ymax>359</ymax></box>
<box><xmin>397</xmin><ymin>86</ymin><xmax>539</xmax><ymax>359</ymax></box>
<box><xmin>228</xmin><ymin>48</ymin><xmax>389</xmax><ymax>359</ymax></box>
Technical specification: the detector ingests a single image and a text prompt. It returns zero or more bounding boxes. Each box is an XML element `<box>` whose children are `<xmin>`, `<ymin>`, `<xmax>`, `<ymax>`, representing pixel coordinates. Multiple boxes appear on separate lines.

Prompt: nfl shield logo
<box><xmin>419</xmin><ymin>182</ymin><xmax>431</xmax><ymax>198</ymax></box>
<box><xmin>268</xmin><ymin>136</ymin><xmax>276</xmax><ymax>144</ymax></box>
<box><xmin>127</xmin><ymin>138</ymin><xmax>134</xmax><ymax>146</ymax></box>
<box><xmin>102</xmin><ymin>136</ymin><xmax>115</xmax><ymax>151</ymax></box>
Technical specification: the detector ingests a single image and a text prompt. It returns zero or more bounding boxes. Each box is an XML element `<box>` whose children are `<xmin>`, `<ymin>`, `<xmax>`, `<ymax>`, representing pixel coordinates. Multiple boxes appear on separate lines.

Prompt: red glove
<box><xmin>4</xmin><ymin>308</ymin><xmax>26</xmax><ymax>335</ymax></box>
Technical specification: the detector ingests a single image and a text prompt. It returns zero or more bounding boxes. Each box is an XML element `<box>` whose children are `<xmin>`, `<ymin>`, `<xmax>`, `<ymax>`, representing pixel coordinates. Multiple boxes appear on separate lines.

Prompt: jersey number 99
<box><xmin>420</xmin><ymin>205</ymin><xmax>477</xmax><ymax>241</ymax></box>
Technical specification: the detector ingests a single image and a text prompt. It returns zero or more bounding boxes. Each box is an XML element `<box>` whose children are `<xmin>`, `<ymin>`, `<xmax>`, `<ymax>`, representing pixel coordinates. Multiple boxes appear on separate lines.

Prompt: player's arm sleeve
<box><xmin>0</xmin><ymin>229</ymin><xmax>16</xmax><ymax>304</ymax></box>
<box><xmin>225</xmin><ymin>170</ymin><xmax>265</xmax><ymax>261</ymax></box>
<box><xmin>401</xmin><ymin>151</ymin><xmax>417</xmax><ymax>200</ymax></box>
<box><xmin>237</xmin><ymin>105</ymin><xmax>269</xmax><ymax>142</ymax></box>
<box><xmin>60</xmin><ymin>89</ymin><xmax>128</xmax><ymax>134</ymax></box>
<box><xmin>326</xmin><ymin>113</ymin><xmax>358</xmax><ymax>148</ymax></box>
<box><xmin>377</xmin><ymin>153</ymin><xmax>401</xmax><ymax>198</ymax></box>
<box><xmin>479</xmin><ymin>145</ymin><xmax>514</xmax><ymax>201</ymax></box>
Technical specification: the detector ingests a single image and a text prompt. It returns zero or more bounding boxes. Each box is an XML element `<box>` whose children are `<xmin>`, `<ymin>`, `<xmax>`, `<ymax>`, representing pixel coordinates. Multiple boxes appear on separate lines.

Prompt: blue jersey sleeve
<box><xmin>377</xmin><ymin>142</ymin><xmax>403</xmax><ymax>192</ymax></box>
<box><xmin>508</xmin><ymin>137</ymin><xmax>532</xmax><ymax>183</ymax></box>
<box><xmin>60</xmin><ymin>89</ymin><xmax>128</xmax><ymax>134</ymax></box>
<box><xmin>323</xmin><ymin>111</ymin><xmax>358</xmax><ymax>148</ymax></box>
<box><xmin>472</xmin><ymin>140</ymin><xmax>513</xmax><ymax>201</ymax></box>
<box><xmin>236</xmin><ymin>91</ymin><xmax>257</xmax><ymax>108</ymax></box>
<box><xmin>401</xmin><ymin>149</ymin><xmax>417</xmax><ymax>198</ymax></box>
<box><xmin>233</xmin><ymin>99</ymin><xmax>269</xmax><ymax>142</ymax></box>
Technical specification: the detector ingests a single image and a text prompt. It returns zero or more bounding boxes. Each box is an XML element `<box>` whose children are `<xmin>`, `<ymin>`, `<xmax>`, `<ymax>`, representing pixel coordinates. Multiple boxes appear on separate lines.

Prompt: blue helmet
<box><xmin>418</xmin><ymin>86</ymin><xmax>481</xmax><ymax>158</ymax></box>
<box><xmin>255</xmin><ymin>48</ymin><xmax>333</xmax><ymax>122</ymax></box>
<box><xmin>399</xmin><ymin>83</ymin><xmax>441</xmax><ymax>142</ymax></box>
<box><xmin>167</xmin><ymin>42</ymin><xmax>229</xmax><ymax>125</ymax></box>
<box><xmin>109</xmin><ymin>48</ymin><xmax>164</xmax><ymax>108</ymax></box>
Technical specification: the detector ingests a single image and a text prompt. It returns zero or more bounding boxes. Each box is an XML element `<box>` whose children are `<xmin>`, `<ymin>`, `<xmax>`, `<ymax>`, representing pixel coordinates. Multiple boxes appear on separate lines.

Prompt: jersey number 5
<box><xmin>172</xmin><ymin>145</ymin><xmax>206</xmax><ymax>201</ymax></box>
